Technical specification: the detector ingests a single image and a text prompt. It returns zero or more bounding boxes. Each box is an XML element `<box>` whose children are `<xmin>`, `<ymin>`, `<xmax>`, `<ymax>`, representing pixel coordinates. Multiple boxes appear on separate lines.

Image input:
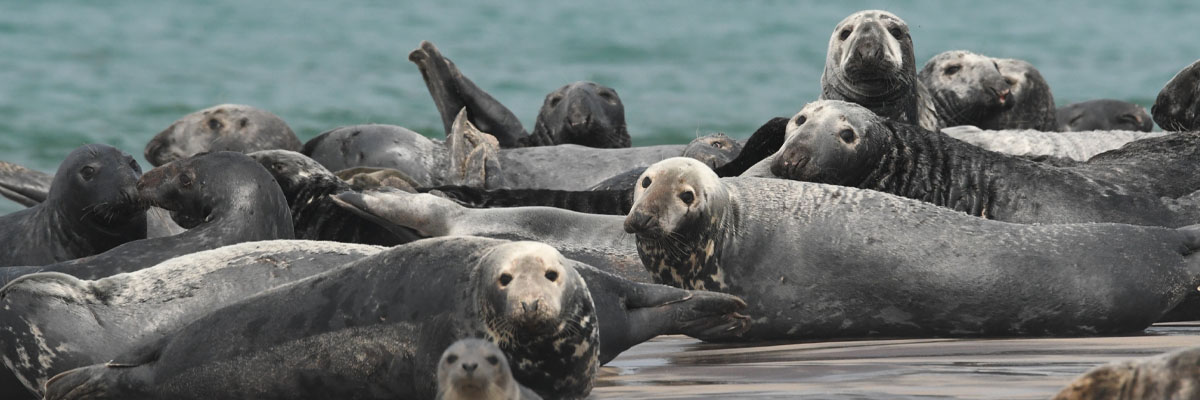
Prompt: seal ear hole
<box><xmin>544</xmin><ymin>270</ymin><xmax>558</xmax><ymax>282</ymax></box>
<box><xmin>207</xmin><ymin>118</ymin><xmax>223</xmax><ymax>131</ymax></box>
<box><xmin>498</xmin><ymin>273</ymin><xmax>513</xmax><ymax>287</ymax></box>
<box><xmin>486</xmin><ymin>355</ymin><xmax>499</xmax><ymax>365</ymax></box>
<box><xmin>445</xmin><ymin>354</ymin><xmax>458</xmax><ymax>364</ymax></box>
<box><xmin>679</xmin><ymin>190</ymin><xmax>695</xmax><ymax>205</ymax></box>
<box><xmin>79</xmin><ymin>166</ymin><xmax>96</xmax><ymax>181</ymax></box>
<box><xmin>641</xmin><ymin>177</ymin><xmax>651</xmax><ymax>188</ymax></box>
<box><xmin>838</xmin><ymin>129</ymin><xmax>856</xmax><ymax>144</ymax></box>
<box><xmin>944</xmin><ymin>65</ymin><xmax>961</xmax><ymax>76</ymax></box>
<box><xmin>838</xmin><ymin>28</ymin><xmax>852</xmax><ymax>40</ymax></box>
<box><xmin>179</xmin><ymin>173</ymin><xmax>193</xmax><ymax>188</ymax></box>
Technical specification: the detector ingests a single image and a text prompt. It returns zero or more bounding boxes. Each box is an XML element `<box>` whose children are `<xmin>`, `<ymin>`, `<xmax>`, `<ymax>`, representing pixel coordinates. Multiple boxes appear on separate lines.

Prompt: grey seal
<box><xmin>624</xmin><ymin>157</ymin><xmax>1200</xmax><ymax>340</ymax></box>
<box><xmin>1152</xmin><ymin>58</ymin><xmax>1200</xmax><ymax>131</ymax></box>
<box><xmin>993</xmin><ymin>58</ymin><xmax>1058</xmax><ymax>131</ymax></box>
<box><xmin>144</xmin><ymin>104</ymin><xmax>300</xmax><ymax>166</ymax></box>
<box><xmin>1057</xmin><ymin>99</ymin><xmax>1153</xmax><ymax>132</ymax></box>
<box><xmin>1052</xmin><ymin>346</ymin><xmax>1200</xmax><ymax>400</ymax></box>
<box><xmin>918</xmin><ymin>50</ymin><xmax>1015</xmax><ymax>128</ymax></box>
<box><xmin>942</xmin><ymin>126</ymin><xmax>1165</xmax><ymax>161</ymax></box>
<box><xmin>436</xmin><ymin>339</ymin><xmax>542</xmax><ymax>400</ymax></box>
<box><xmin>0</xmin><ymin>144</ymin><xmax>146</xmax><ymax>267</ymax></box>
<box><xmin>410</xmin><ymin>41</ymin><xmax>630</xmax><ymax>148</ymax></box>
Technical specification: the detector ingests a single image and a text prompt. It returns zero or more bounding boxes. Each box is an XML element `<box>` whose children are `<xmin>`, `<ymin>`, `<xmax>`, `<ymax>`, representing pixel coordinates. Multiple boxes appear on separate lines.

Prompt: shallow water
<box><xmin>4</xmin><ymin>1</ymin><xmax>1200</xmax><ymax>213</ymax></box>
<box><xmin>594</xmin><ymin>323</ymin><xmax>1200</xmax><ymax>399</ymax></box>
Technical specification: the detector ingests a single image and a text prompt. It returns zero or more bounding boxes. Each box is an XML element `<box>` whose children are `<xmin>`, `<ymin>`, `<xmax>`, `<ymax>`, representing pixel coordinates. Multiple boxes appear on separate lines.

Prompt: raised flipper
<box><xmin>0</xmin><ymin>161</ymin><xmax>52</xmax><ymax>207</ymax></box>
<box><xmin>446</xmin><ymin>109</ymin><xmax>502</xmax><ymax>188</ymax></box>
<box><xmin>424</xmin><ymin>186</ymin><xmax>633</xmax><ymax>215</ymax></box>
<box><xmin>573</xmin><ymin>264</ymin><xmax>748</xmax><ymax>363</ymax></box>
<box><xmin>713</xmin><ymin>117</ymin><xmax>789</xmax><ymax>177</ymax></box>
<box><xmin>409</xmin><ymin>40</ymin><xmax>529</xmax><ymax>147</ymax></box>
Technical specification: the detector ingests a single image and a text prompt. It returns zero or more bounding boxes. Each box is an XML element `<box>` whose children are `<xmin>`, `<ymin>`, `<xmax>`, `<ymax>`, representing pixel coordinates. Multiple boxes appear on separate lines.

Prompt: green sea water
<box><xmin>2</xmin><ymin>0</ymin><xmax>1198</xmax><ymax>214</ymax></box>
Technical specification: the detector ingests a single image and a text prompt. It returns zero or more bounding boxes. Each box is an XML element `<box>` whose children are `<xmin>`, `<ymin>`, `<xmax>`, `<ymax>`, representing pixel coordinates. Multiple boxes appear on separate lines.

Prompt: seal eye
<box><xmin>548</xmin><ymin>95</ymin><xmax>563</xmax><ymax>108</ymax></box>
<box><xmin>641</xmin><ymin>177</ymin><xmax>651</xmax><ymax>188</ymax></box>
<box><xmin>486</xmin><ymin>355</ymin><xmax>499</xmax><ymax>365</ymax></box>
<box><xmin>838</xmin><ymin>129</ymin><xmax>856</xmax><ymax>144</ymax></box>
<box><xmin>597</xmin><ymin>90</ymin><xmax>617</xmax><ymax>103</ymax></box>
<box><xmin>272</xmin><ymin>162</ymin><xmax>286</xmax><ymax>172</ymax></box>
<box><xmin>179</xmin><ymin>173</ymin><xmax>193</xmax><ymax>188</ymax></box>
<box><xmin>80</xmin><ymin>166</ymin><xmax>96</xmax><ymax>181</ymax></box>
<box><xmin>795</xmin><ymin>115</ymin><xmax>807</xmax><ymax>125</ymax></box>
<box><xmin>445</xmin><ymin>354</ymin><xmax>458</xmax><ymax>364</ymax></box>
<box><xmin>239</xmin><ymin>118</ymin><xmax>249</xmax><ymax>128</ymax></box>
<box><xmin>544</xmin><ymin>270</ymin><xmax>558</xmax><ymax>282</ymax></box>
<box><xmin>207</xmin><ymin>118</ymin><xmax>223</xmax><ymax>131</ymax></box>
<box><xmin>129</xmin><ymin>159</ymin><xmax>141</xmax><ymax>173</ymax></box>
<box><xmin>1004</xmin><ymin>77</ymin><xmax>1017</xmax><ymax>86</ymax></box>
<box><xmin>679</xmin><ymin>190</ymin><xmax>694</xmax><ymax>205</ymax></box>
<box><xmin>838</xmin><ymin>28</ymin><xmax>852</xmax><ymax>41</ymax></box>
<box><xmin>888</xmin><ymin>27</ymin><xmax>905</xmax><ymax>39</ymax></box>
<box><xmin>498</xmin><ymin>273</ymin><xmax>512</xmax><ymax>287</ymax></box>
<box><xmin>711</xmin><ymin>141</ymin><xmax>722</xmax><ymax>149</ymax></box>
<box><xmin>944</xmin><ymin>65</ymin><xmax>961</xmax><ymax>76</ymax></box>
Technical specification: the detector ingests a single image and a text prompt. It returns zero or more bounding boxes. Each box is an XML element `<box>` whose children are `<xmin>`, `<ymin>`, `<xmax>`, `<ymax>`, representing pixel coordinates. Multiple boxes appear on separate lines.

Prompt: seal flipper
<box><xmin>44</xmin><ymin>364</ymin><xmax>149</xmax><ymax>400</ymax></box>
<box><xmin>446</xmin><ymin>109</ymin><xmax>502</xmax><ymax>188</ymax></box>
<box><xmin>424</xmin><ymin>186</ymin><xmax>633</xmax><ymax>215</ymax></box>
<box><xmin>714</xmin><ymin>117</ymin><xmax>789</xmax><ymax>177</ymax></box>
<box><xmin>409</xmin><ymin>41</ymin><xmax>529</xmax><ymax>147</ymax></box>
<box><xmin>0</xmin><ymin>161</ymin><xmax>52</xmax><ymax>207</ymax></box>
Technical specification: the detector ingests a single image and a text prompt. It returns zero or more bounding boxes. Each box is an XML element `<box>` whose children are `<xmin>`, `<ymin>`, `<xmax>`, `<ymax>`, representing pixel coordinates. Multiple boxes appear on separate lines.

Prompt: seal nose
<box><xmin>461</xmin><ymin>362</ymin><xmax>477</xmax><ymax>373</ymax></box>
<box><xmin>624</xmin><ymin>211</ymin><xmax>654</xmax><ymax>234</ymax></box>
<box><xmin>989</xmin><ymin>86</ymin><xmax>1014</xmax><ymax>108</ymax></box>
<box><xmin>521</xmin><ymin>300</ymin><xmax>540</xmax><ymax>313</ymax></box>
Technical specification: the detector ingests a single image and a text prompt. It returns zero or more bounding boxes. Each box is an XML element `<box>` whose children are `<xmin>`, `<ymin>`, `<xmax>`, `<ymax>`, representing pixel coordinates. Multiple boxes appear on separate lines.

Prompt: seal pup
<box><xmin>819</xmin><ymin>10</ymin><xmax>936</xmax><ymax>130</ymax></box>
<box><xmin>766</xmin><ymin>100</ymin><xmax>1198</xmax><ymax>227</ymax></box>
<box><xmin>1052</xmin><ymin>346</ymin><xmax>1200</xmax><ymax>399</ymax></box>
<box><xmin>992</xmin><ymin>58</ymin><xmax>1058</xmax><ymax>131</ymax></box>
<box><xmin>0</xmin><ymin>144</ymin><xmax>146</xmax><ymax>267</ymax></box>
<box><xmin>624</xmin><ymin>157</ymin><xmax>1200</xmax><ymax>340</ymax></box>
<box><xmin>1057</xmin><ymin>99</ymin><xmax>1153</xmax><ymax>132</ymax></box>
<box><xmin>248</xmin><ymin>150</ymin><xmax>419</xmax><ymax>245</ymax></box>
<box><xmin>1153</xmin><ymin>59</ymin><xmax>1200</xmax><ymax>131</ymax></box>
<box><xmin>43</xmin><ymin>238</ymin><xmax>600</xmax><ymax>400</ymax></box>
<box><xmin>0</xmin><ymin>151</ymin><xmax>293</xmax><ymax>286</ymax></box>
<box><xmin>0</xmin><ymin>240</ymin><xmax>383</xmax><ymax>396</ymax></box>
<box><xmin>410</xmin><ymin>41</ymin><xmax>631</xmax><ymax>149</ymax></box>
<box><xmin>918</xmin><ymin>50</ymin><xmax>1016</xmax><ymax>129</ymax></box>
<box><xmin>304</xmin><ymin>110</ymin><xmax>701</xmax><ymax>190</ymax></box>
<box><xmin>436</xmin><ymin>339</ymin><xmax>543</xmax><ymax>400</ymax></box>
<box><xmin>144</xmin><ymin>104</ymin><xmax>300</xmax><ymax>166</ymax></box>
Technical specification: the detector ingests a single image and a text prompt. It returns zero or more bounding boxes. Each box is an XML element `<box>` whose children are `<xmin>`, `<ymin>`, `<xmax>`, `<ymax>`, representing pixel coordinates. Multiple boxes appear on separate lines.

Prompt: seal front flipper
<box><xmin>446</xmin><ymin>109</ymin><xmax>501</xmax><ymax>188</ymax></box>
<box><xmin>409</xmin><ymin>41</ymin><xmax>529</xmax><ymax>147</ymax></box>
<box><xmin>0</xmin><ymin>160</ymin><xmax>52</xmax><ymax>207</ymax></box>
<box><xmin>714</xmin><ymin>117</ymin><xmax>789</xmax><ymax>177</ymax></box>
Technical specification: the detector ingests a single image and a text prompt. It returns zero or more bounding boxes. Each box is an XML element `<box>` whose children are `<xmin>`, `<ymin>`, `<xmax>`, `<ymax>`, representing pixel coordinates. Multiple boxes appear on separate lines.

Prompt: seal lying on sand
<box><xmin>624</xmin><ymin>158</ymin><xmax>1200</xmax><ymax>340</ymax></box>
<box><xmin>1052</xmin><ymin>346</ymin><xmax>1200</xmax><ymax>400</ymax></box>
<box><xmin>0</xmin><ymin>144</ymin><xmax>146</xmax><ymax>267</ymax></box>
<box><xmin>411</xmin><ymin>40</ymin><xmax>630</xmax><ymax>149</ymax></box>
<box><xmin>0</xmin><ymin>240</ymin><xmax>383</xmax><ymax>397</ymax></box>
<box><xmin>437</xmin><ymin>339</ymin><xmax>542</xmax><ymax>400</ymax></box>
<box><xmin>766</xmin><ymin>100</ymin><xmax>1198</xmax><ymax>226</ymax></box>
<box><xmin>303</xmin><ymin>110</ymin><xmax>730</xmax><ymax>190</ymax></box>
<box><xmin>1153</xmin><ymin>58</ymin><xmax>1200</xmax><ymax>131</ymax></box>
<box><xmin>42</xmin><ymin>237</ymin><xmax>746</xmax><ymax>399</ymax></box>
<box><xmin>1057</xmin><ymin>99</ymin><xmax>1153</xmax><ymax>132</ymax></box>
<box><xmin>144</xmin><ymin>104</ymin><xmax>300</xmax><ymax>166</ymax></box>
<box><xmin>0</xmin><ymin>152</ymin><xmax>293</xmax><ymax>286</ymax></box>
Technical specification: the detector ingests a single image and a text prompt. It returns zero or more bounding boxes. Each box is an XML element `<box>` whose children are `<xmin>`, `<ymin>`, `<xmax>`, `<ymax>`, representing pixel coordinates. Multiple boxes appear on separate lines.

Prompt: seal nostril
<box><xmin>462</xmin><ymin>362</ymin><xmax>477</xmax><ymax>372</ymax></box>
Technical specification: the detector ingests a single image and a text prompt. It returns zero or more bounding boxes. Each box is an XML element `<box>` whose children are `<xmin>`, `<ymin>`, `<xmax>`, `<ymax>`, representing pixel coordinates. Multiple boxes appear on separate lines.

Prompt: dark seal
<box><xmin>625</xmin><ymin>157</ymin><xmax>1200</xmax><ymax>340</ymax></box>
<box><xmin>1057</xmin><ymin>99</ymin><xmax>1153</xmax><ymax>132</ymax></box>
<box><xmin>993</xmin><ymin>58</ymin><xmax>1058</xmax><ymax>131</ymax></box>
<box><xmin>0</xmin><ymin>144</ymin><xmax>146</xmax><ymax>267</ymax></box>
<box><xmin>144</xmin><ymin>104</ymin><xmax>300</xmax><ymax>166</ymax></box>
<box><xmin>919</xmin><ymin>50</ymin><xmax>1016</xmax><ymax>129</ymax></box>
<box><xmin>1152</xmin><ymin>58</ymin><xmax>1200</xmax><ymax>131</ymax></box>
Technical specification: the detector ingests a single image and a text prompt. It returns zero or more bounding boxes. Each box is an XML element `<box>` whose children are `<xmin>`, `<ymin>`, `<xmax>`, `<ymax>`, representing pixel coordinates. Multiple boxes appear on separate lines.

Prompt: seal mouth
<box><xmin>770</xmin><ymin>153</ymin><xmax>811</xmax><ymax>180</ymax></box>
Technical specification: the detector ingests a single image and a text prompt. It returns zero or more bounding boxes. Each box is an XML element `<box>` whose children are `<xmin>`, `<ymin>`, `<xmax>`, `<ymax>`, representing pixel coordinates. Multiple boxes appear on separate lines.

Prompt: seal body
<box><xmin>943</xmin><ymin>126</ymin><xmax>1164</xmax><ymax>161</ymax></box>
<box><xmin>144</xmin><ymin>104</ymin><xmax>300</xmax><ymax>166</ymax></box>
<box><xmin>436</xmin><ymin>339</ymin><xmax>542</xmax><ymax>400</ymax></box>
<box><xmin>819</xmin><ymin>10</ymin><xmax>935</xmax><ymax>130</ymax></box>
<box><xmin>0</xmin><ymin>240</ymin><xmax>383</xmax><ymax>397</ymax></box>
<box><xmin>0</xmin><ymin>144</ymin><xmax>146</xmax><ymax>267</ymax></box>
<box><xmin>1152</xmin><ymin>59</ymin><xmax>1200</xmax><ymax>131</ymax></box>
<box><xmin>0</xmin><ymin>152</ymin><xmax>294</xmax><ymax>286</ymax></box>
<box><xmin>1053</xmin><ymin>346</ymin><xmax>1200</xmax><ymax>400</ymax></box>
<box><xmin>768</xmin><ymin>100</ymin><xmax>1197</xmax><ymax>227</ymax></box>
<box><xmin>626</xmin><ymin>157</ymin><xmax>1200</xmax><ymax>341</ymax></box>
<box><xmin>43</xmin><ymin>238</ymin><xmax>600</xmax><ymax>400</ymax></box>
<box><xmin>1057</xmin><ymin>99</ymin><xmax>1153</xmax><ymax>132</ymax></box>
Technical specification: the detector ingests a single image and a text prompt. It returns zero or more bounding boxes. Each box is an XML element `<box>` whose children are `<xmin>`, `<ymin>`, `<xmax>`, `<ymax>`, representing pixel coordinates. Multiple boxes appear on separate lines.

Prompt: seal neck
<box><xmin>45</xmin><ymin>197</ymin><xmax>146</xmax><ymax>258</ymax></box>
<box><xmin>860</xmin><ymin>121</ymin><xmax>1000</xmax><ymax>218</ymax></box>
<box><xmin>635</xmin><ymin>186</ymin><xmax>735</xmax><ymax>292</ymax></box>
<box><xmin>822</xmin><ymin>69</ymin><xmax>919</xmax><ymax>125</ymax></box>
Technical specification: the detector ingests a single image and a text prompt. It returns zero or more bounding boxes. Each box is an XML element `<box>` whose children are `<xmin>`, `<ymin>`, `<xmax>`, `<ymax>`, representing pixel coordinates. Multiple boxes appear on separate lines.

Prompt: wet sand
<box><xmin>593</xmin><ymin>322</ymin><xmax>1200</xmax><ymax>399</ymax></box>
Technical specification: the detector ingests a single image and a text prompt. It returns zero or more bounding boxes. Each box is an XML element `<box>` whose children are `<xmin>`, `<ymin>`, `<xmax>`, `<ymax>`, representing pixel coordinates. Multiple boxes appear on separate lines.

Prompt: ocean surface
<box><xmin>2</xmin><ymin>0</ymin><xmax>1198</xmax><ymax>214</ymax></box>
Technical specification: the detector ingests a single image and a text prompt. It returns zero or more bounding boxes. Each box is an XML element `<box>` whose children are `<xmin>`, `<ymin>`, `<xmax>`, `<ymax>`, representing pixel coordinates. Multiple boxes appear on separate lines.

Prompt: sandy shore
<box><xmin>593</xmin><ymin>322</ymin><xmax>1200</xmax><ymax>399</ymax></box>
